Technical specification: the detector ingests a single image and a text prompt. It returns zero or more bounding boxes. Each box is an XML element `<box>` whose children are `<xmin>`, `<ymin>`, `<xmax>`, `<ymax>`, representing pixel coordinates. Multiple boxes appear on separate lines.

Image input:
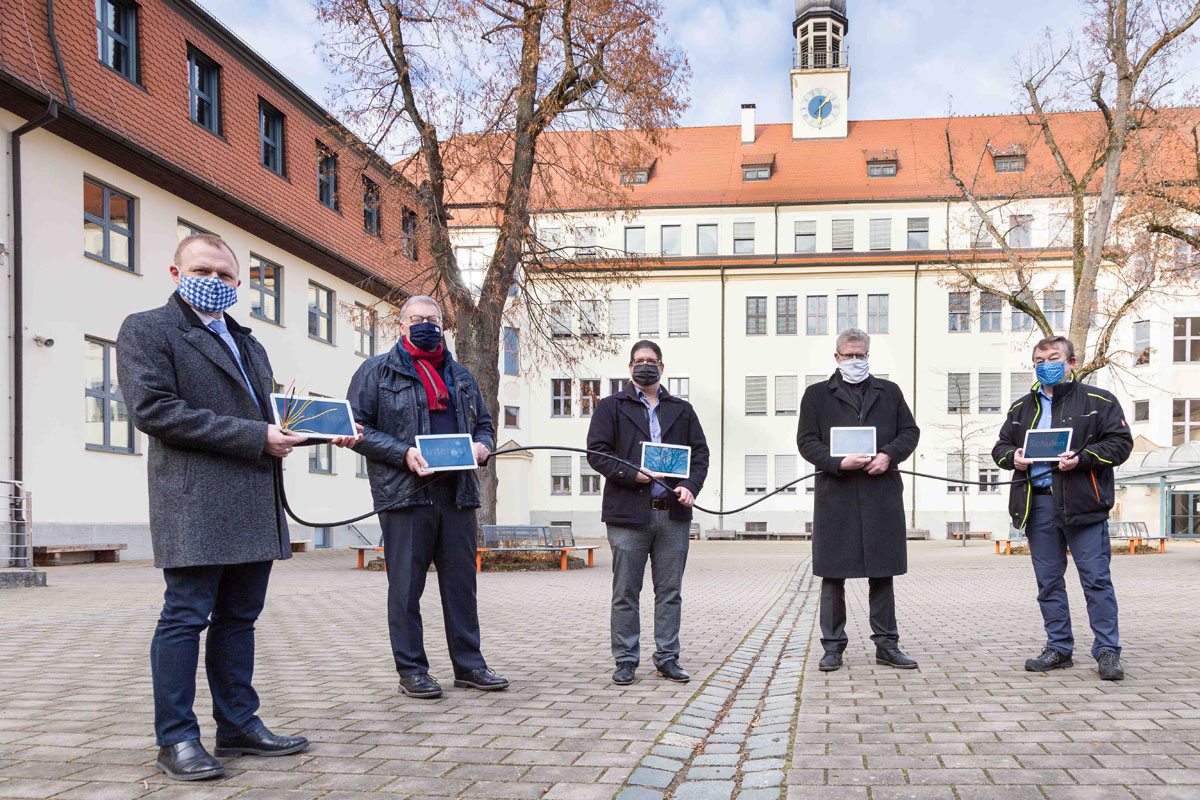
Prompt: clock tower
<box><xmin>791</xmin><ymin>0</ymin><xmax>850</xmax><ymax>140</ymax></box>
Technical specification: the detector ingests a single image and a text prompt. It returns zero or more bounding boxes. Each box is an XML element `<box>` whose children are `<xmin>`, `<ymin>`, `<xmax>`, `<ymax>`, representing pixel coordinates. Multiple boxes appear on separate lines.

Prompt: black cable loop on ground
<box><xmin>275</xmin><ymin>445</ymin><xmax>1038</xmax><ymax>530</ymax></box>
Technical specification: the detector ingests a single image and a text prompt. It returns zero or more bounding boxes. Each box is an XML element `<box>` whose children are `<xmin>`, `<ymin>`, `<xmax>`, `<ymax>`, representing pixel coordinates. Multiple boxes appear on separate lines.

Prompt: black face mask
<box><xmin>631</xmin><ymin>363</ymin><xmax>661</xmax><ymax>387</ymax></box>
<box><xmin>408</xmin><ymin>322</ymin><xmax>442</xmax><ymax>352</ymax></box>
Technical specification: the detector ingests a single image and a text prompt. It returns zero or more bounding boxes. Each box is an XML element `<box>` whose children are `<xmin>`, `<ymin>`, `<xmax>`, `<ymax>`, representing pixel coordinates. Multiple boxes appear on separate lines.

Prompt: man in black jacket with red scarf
<box><xmin>348</xmin><ymin>295</ymin><xmax>507</xmax><ymax>699</ymax></box>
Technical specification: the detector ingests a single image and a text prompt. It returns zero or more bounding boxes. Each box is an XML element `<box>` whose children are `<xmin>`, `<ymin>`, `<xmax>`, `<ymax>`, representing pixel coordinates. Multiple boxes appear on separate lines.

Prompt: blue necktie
<box><xmin>208</xmin><ymin>318</ymin><xmax>261</xmax><ymax>410</ymax></box>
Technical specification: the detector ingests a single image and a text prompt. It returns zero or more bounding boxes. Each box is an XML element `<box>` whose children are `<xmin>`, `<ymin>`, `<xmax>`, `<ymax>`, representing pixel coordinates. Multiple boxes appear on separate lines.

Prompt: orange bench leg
<box><xmin>560</xmin><ymin>549</ymin><xmax>568</xmax><ymax>571</ymax></box>
<box><xmin>1160</xmin><ymin>539</ymin><xmax>1166</xmax><ymax>553</ymax></box>
<box><xmin>477</xmin><ymin>550</ymin><xmax>483</xmax><ymax>573</ymax></box>
<box><xmin>588</xmin><ymin>549</ymin><xmax>595</xmax><ymax>567</ymax></box>
<box><xmin>358</xmin><ymin>549</ymin><xmax>365</xmax><ymax>569</ymax></box>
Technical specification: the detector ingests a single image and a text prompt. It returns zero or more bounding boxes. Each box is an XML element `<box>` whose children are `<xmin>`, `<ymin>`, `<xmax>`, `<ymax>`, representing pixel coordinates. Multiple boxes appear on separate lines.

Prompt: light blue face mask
<box><xmin>177</xmin><ymin>275</ymin><xmax>238</xmax><ymax>314</ymax></box>
<box><xmin>1035</xmin><ymin>360</ymin><xmax>1068</xmax><ymax>386</ymax></box>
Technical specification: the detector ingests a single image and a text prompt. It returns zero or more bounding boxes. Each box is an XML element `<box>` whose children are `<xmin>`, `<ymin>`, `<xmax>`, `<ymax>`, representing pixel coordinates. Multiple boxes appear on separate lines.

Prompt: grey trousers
<box><xmin>820</xmin><ymin>576</ymin><xmax>899</xmax><ymax>653</ymax></box>
<box><xmin>607</xmin><ymin>511</ymin><xmax>690</xmax><ymax>668</ymax></box>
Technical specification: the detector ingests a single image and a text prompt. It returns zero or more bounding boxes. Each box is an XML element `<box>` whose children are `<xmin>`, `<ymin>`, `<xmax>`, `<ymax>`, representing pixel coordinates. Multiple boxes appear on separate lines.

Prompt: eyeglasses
<box><xmin>631</xmin><ymin>358</ymin><xmax>662</xmax><ymax>366</ymax></box>
<box><xmin>836</xmin><ymin>352</ymin><xmax>869</xmax><ymax>360</ymax></box>
<box><xmin>406</xmin><ymin>315</ymin><xmax>442</xmax><ymax>326</ymax></box>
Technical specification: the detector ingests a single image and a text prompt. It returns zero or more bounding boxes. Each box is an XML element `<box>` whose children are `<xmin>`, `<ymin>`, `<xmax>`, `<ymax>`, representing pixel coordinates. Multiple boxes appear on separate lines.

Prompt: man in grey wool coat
<box><xmin>117</xmin><ymin>234</ymin><xmax>359</xmax><ymax>781</ymax></box>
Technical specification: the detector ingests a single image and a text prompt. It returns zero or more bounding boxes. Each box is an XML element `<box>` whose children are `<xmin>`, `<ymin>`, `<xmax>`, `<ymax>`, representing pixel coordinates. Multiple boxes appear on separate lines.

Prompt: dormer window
<box><xmin>989</xmin><ymin>145</ymin><xmax>1027</xmax><ymax>173</ymax></box>
<box><xmin>865</xmin><ymin>149</ymin><xmax>898</xmax><ymax>178</ymax></box>
<box><xmin>619</xmin><ymin>158</ymin><xmax>656</xmax><ymax>186</ymax></box>
<box><xmin>741</xmin><ymin>152</ymin><xmax>775</xmax><ymax>182</ymax></box>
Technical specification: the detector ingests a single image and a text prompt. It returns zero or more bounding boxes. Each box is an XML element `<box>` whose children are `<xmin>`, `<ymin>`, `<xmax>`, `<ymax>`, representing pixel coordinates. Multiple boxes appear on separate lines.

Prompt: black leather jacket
<box><xmin>348</xmin><ymin>344</ymin><xmax>494</xmax><ymax>511</ymax></box>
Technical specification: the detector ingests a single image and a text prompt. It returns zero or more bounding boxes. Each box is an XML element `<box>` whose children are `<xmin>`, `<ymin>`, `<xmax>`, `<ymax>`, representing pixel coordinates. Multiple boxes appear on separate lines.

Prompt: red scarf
<box><xmin>403</xmin><ymin>337</ymin><xmax>451</xmax><ymax>411</ymax></box>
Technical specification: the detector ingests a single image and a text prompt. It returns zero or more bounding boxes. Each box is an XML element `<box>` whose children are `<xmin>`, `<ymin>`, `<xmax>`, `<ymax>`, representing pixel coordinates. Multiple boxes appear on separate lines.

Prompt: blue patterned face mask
<box><xmin>1035</xmin><ymin>360</ymin><xmax>1068</xmax><ymax>386</ymax></box>
<box><xmin>177</xmin><ymin>275</ymin><xmax>238</xmax><ymax>314</ymax></box>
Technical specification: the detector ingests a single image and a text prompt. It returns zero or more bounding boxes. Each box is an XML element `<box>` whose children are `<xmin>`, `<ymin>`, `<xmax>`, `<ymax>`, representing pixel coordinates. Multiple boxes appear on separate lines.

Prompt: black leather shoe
<box><xmin>819</xmin><ymin>652</ymin><xmax>843</xmax><ymax>672</ymax></box>
<box><xmin>399</xmin><ymin>673</ymin><xmax>443</xmax><ymax>698</ymax></box>
<box><xmin>214</xmin><ymin>726</ymin><xmax>309</xmax><ymax>758</ymax></box>
<box><xmin>656</xmin><ymin>660</ymin><xmax>690</xmax><ymax>683</ymax></box>
<box><xmin>453</xmin><ymin>667</ymin><xmax>509</xmax><ymax>691</ymax></box>
<box><xmin>612</xmin><ymin>663</ymin><xmax>636</xmax><ymax>685</ymax></box>
<box><xmin>156</xmin><ymin>739</ymin><xmax>225</xmax><ymax>781</ymax></box>
<box><xmin>1025</xmin><ymin>646</ymin><xmax>1073</xmax><ymax>672</ymax></box>
<box><xmin>1097</xmin><ymin>649</ymin><xmax>1125</xmax><ymax>681</ymax></box>
<box><xmin>876</xmin><ymin>646</ymin><xmax>919</xmax><ymax>669</ymax></box>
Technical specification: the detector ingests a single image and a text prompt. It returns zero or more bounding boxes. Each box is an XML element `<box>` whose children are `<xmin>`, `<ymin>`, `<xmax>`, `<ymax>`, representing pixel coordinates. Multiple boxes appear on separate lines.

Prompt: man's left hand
<box><xmin>865</xmin><ymin>452</ymin><xmax>891</xmax><ymax>475</ymax></box>
<box><xmin>1058</xmin><ymin>451</ymin><xmax>1079</xmax><ymax>472</ymax></box>
<box><xmin>330</xmin><ymin>423</ymin><xmax>365</xmax><ymax>449</ymax></box>
<box><xmin>675</xmin><ymin>486</ymin><xmax>695</xmax><ymax>507</ymax></box>
<box><xmin>473</xmin><ymin>442</ymin><xmax>491</xmax><ymax>465</ymax></box>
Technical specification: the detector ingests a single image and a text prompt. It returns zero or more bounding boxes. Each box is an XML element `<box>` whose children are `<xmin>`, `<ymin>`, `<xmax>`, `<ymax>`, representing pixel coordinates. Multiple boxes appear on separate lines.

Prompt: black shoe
<box><xmin>819</xmin><ymin>652</ymin><xmax>843</xmax><ymax>672</ymax></box>
<box><xmin>876</xmin><ymin>646</ymin><xmax>919</xmax><ymax>669</ymax></box>
<box><xmin>1025</xmin><ymin>646</ymin><xmax>1073</xmax><ymax>672</ymax></box>
<box><xmin>214</xmin><ymin>726</ymin><xmax>309</xmax><ymax>758</ymax></box>
<box><xmin>612</xmin><ymin>663</ymin><xmax>636</xmax><ymax>685</ymax></box>
<box><xmin>1097</xmin><ymin>648</ymin><xmax>1125</xmax><ymax>681</ymax></box>
<box><xmin>656</xmin><ymin>660</ymin><xmax>690</xmax><ymax>683</ymax></box>
<box><xmin>453</xmin><ymin>667</ymin><xmax>509</xmax><ymax>691</ymax></box>
<box><xmin>155</xmin><ymin>739</ymin><xmax>225</xmax><ymax>781</ymax></box>
<box><xmin>399</xmin><ymin>673</ymin><xmax>443</xmax><ymax>698</ymax></box>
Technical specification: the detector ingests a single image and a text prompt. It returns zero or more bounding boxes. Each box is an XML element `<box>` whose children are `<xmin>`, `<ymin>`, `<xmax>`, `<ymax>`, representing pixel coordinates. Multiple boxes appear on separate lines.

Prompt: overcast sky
<box><xmin>201</xmin><ymin>0</ymin><xmax>1195</xmax><ymax>135</ymax></box>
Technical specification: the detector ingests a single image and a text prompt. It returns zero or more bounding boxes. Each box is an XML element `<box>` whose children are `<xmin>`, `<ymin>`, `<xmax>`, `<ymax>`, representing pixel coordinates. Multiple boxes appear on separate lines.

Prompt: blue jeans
<box><xmin>1026</xmin><ymin>493</ymin><xmax>1120</xmax><ymax>660</ymax></box>
<box><xmin>151</xmin><ymin>561</ymin><xmax>272</xmax><ymax>746</ymax></box>
<box><xmin>607</xmin><ymin>511</ymin><xmax>690</xmax><ymax>668</ymax></box>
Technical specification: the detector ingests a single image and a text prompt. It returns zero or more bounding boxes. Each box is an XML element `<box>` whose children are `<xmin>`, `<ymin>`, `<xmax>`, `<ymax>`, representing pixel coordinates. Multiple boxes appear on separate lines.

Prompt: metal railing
<box><xmin>3</xmin><ymin>480</ymin><xmax>34</xmax><ymax>570</ymax></box>
<box><xmin>793</xmin><ymin>48</ymin><xmax>848</xmax><ymax>70</ymax></box>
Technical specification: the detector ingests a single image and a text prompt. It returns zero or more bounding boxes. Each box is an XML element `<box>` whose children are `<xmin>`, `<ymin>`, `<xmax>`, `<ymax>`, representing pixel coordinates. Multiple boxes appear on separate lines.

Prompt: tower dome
<box><xmin>793</xmin><ymin>0</ymin><xmax>848</xmax><ymax>35</ymax></box>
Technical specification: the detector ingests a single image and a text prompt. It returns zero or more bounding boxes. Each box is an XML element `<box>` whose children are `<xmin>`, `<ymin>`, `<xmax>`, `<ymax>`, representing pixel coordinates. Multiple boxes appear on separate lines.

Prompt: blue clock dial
<box><xmin>808</xmin><ymin>95</ymin><xmax>831</xmax><ymax>119</ymax></box>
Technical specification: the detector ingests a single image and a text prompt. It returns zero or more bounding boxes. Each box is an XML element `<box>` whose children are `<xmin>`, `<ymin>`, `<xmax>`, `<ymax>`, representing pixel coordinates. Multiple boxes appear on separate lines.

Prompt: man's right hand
<box><xmin>265</xmin><ymin>425</ymin><xmax>308</xmax><ymax>458</ymax></box>
<box><xmin>405</xmin><ymin>447</ymin><xmax>435</xmax><ymax>477</ymax></box>
<box><xmin>840</xmin><ymin>454</ymin><xmax>872</xmax><ymax>471</ymax></box>
<box><xmin>635</xmin><ymin>469</ymin><xmax>665</xmax><ymax>484</ymax></box>
<box><xmin>1013</xmin><ymin>448</ymin><xmax>1033</xmax><ymax>471</ymax></box>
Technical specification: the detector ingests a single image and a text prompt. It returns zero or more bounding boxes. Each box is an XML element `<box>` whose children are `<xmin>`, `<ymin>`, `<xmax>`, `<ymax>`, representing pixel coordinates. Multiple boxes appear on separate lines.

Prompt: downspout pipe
<box><xmin>11</xmin><ymin>102</ymin><xmax>59</xmax><ymax>485</ymax></box>
<box><xmin>47</xmin><ymin>0</ymin><xmax>77</xmax><ymax>110</ymax></box>
<box><xmin>719</xmin><ymin>263</ymin><xmax>727</xmax><ymax>518</ymax></box>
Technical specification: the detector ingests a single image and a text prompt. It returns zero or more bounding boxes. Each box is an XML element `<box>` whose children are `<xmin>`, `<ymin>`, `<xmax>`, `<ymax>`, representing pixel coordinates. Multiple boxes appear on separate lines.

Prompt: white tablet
<box><xmin>641</xmin><ymin>442</ymin><xmax>691</xmax><ymax>479</ymax></box>
<box><xmin>270</xmin><ymin>394</ymin><xmax>357</xmax><ymax>439</ymax></box>
<box><xmin>416</xmin><ymin>434</ymin><xmax>479</xmax><ymax>471</ymax></box>
<box><xmin>830</xmin><ymin>426</ymin><xmax>877</xmax><ymax>457</ymax></box>
<box><xmin>1023</xmin><ymin>428</ymin><xmax>1073</xmax><ymax>462</ymax></box>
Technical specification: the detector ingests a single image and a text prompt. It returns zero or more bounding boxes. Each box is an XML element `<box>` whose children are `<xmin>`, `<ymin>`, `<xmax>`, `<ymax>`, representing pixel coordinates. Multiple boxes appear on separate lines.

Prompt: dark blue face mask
<box><xmin>408</xmin><ymin>322</ymin><xmax>442</xmax><ymax>352</ymax></box>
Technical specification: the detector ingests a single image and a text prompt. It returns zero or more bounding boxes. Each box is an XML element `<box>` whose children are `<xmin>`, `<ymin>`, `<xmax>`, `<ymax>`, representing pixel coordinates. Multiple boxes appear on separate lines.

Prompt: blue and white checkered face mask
<box><xmin>177</xmin><ymin>275</ymin><xmax>238</xmax><ymax>314</ymax></box>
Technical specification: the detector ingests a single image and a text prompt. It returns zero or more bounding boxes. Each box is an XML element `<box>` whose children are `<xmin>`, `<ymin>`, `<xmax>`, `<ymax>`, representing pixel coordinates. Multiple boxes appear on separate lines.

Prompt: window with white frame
<box><xmin>867</xmin><ymin>161</ymin><xmax>897</xmax><ymax>178</ymax></box>
<box><xmin>504</xmin><ymin>406</ymin><xmax>520</xmax><ymax>428</ymax></box>
<box><xmin>948</xmin><ymin>291</ymin><xmax>970</xmax><ymax>332</ymax></box>
<box><xmin>948</xmin><ymin>373</ymin><xmax>970</xmax><ymax>413</ymax></box>
<box><xmin>1175</xmin><ymin>227</ymin><xmax>1200</xmax><ymax>267</ymax></box>
<box><xmin>455</xmin><ymin>246</ymin><xmax>487</xmax><ymax>296</ymax></box>
<box><xmin>1174</xmin><ymin>399</ymin><xmax>1200</xmax><ymax>445</ymax></box>
<box><xmin>994</xmin><ymin>155</ymin><xmax>1026</xmax><ymax>173</ymax></box>
<box><xmin>551</xmin><ymin>456</ymin><xmax>572</xmax><ymax>494</ymax></box>
<box><xmin>1049</xmin><ymin>212</ymin><xmax>1072</xmax><ymax>247</ymax></box>
<box><xmin>978</xmin><ymin>454</ymin><xmax>1000</xmax><ymax>493</ymax></box>
<box><xmin>1175</xmin><ymin>317</ymin><xmax>1200</xmax><ymax>363</ymax></box>
<box><xmin>907</xmin><ymin>217</ymin><xmax>929</xmax><ymax>249</ymax></box>
<box><xmin>775</xmin><ymin>454</ymin><xmax>798</xmax><ymax>493</ymax></box>
<box><xmin>743</xmin><ymin>163</ymin><xmax>771</xmax><ymax>182</ymax></box>
<box><xmin>638</xmin><ymin>298</ymin><xmax>660</xmax><ymax>336</ymax></box>
<box><xmin>869</xmin><ymin>218</ymin><xmax>891</xmax><ymax>250</ymax></box>
<box><xmin>661</xmin><ymin>225</ymin><xmax>681</xmax><ymax>256</ymax></box>
<box><xmin>746</xmin><ymin>297</ymin><xmax>767</xmax><ymax>335</ymax></box>
<box><xmin>697</xmin><ymin>224</ymin><xmax>718</xmax><ymax>255</ymax></box>
<box><xmin>970</xmin><ymin>213</ymin><xmax>993</xmax><ymax>248</ymax></box>
<box><xmin>1133</xmin><ymin>400</ymin><xmax>1149</xmax><ymax>422</ymax></box>
<box><xmin>609</xmin><ymin>299</ymin><xmax>631</xmax><ymax>337</ymax></box>
<box><xmin>1012</xmin><ymin>305</ymin><xmax>1035</xmax><ymax>331</ymax></box>
<box><xmin>624</xmin><ymin>226</ymin><xmax>645</xmax><ymax>254</ymax></box>
<box><xmin>745</xmin><ymin>454</ymin><xmax>767</xmax><ymax>494</ymax></box>
<box><xmin>947</xmin><ymin>451</ymin><xmax>968</xmax><ymax>492</ymax></box>
<box><xmin>580</xmin><ymin>457</ymin><xmax>601</xmax><ymax>495</ymax></box>
<box><xmin>980</xmin><ymin>292</ymin><xmax>1003</xmax><ymax>332</ymax></box>
<box><xmin>1010</xmin><ymin>372</ymin><xmax>1032</xmax><ymax>404</ymax></box>
<box><xmin>539</xmin><ymin>226</ymin><xmax>563</xmax><ymax>255</ymax></box>
<box><xmin>745</xmin><ymin>376</ymin><xmax>768</xmax><ymax>416</ymax></box>
<box><xmin>1043</xmin><ymin>290</ymin><xmax>1066</xmax><ymax>329</ymax></box>
<box><xmin>795</xmin><ymin>220</ymin><xmax>816</xmax><ymax>252</ymax></box>
<box><xmin>775</xmin><ymin>376</ymin><xmax>798</xmax><ymax>416</ymax></box>
<box><xmin>733</xmin><ymin>222</ymin><xmax>755</xmax><ymax>254</ymax></box>
<box><xmin>1135</xmin><ymin>320</ymin><xmax>1151</xmax><ymax>365</ymax></box>
<box><xmin>550</xmin><ymin>302</ymin><xmax>572</xmax><ymax>338</ymax></box>
<box><xmin>668</xmin><ymin>298</ymin><xmax>689</xmax><ymax>337</ymax></box>
<box><xmin>668</xmin><ymin>377</ymin><xmax>689</xmax><ymax>400</ymax></box>
<box><xmin>978</xmin><ymin>373</ymin><xmax>1001</xmax><ymax>413</ymax></box>
<box><xmin>777</xmin><ymin>296</ymin><xmax>798</xmax><ymax>335</ymax></box>
<box><xmin>832</xmin><ymin>219</ymin><xmax>854</xmax><ymax>251</ymax></box>
<box><xmin>575</xmin><ymin>227</ymin><xmax>597</xmax><ymax>257</ymax></box>
<box><xmin>1008</xmin><ymin>214</ymin><xmax>1034</xmax><ymax>248</ymax></box>
<box><xmin>836</xmin><ymin>295</ymin><xmax>857</xmax><ymax>333</ymax></box>
<box><xmin>807</xmin><ymin>295</ymin><xmax>828</xmax><ymax>335</ymax></box>
<box><xmin>805</xmin><ymin>374</ymin><xmax>826</xmax><ymax>387</ymax></box>
<box><xmin>610</xmin><ymin>377</ymin><xmax>630</xmax><ymax>395</ymax></box>
<box><xmin>580</xmin><ymin>300</ymin><xmax>603</xmax><ymax>337</ymax></box>
<box><xmin>551</xmin><ymin>379</ymin><xmax>572</xmax><ymax>417</ymax></box>
<box><xmin>580</xmin><ymin>379</ymin><xmax>600</xmax><ymax>417</ymax></box>
<box><xmin>867</xmin><ymin>294</ymin><xmax>888</xmax><ymax>334</ymax></box>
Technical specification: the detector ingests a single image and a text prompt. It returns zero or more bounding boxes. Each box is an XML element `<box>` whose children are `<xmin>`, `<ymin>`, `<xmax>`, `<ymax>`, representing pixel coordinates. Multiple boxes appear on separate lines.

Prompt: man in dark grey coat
<box><xmin>797</xmin><ymin>328</ymin><xmax>921</xmax><ymax>673</ymax></box>
<box><xmin>118</xmin><ymin>234</ymin><xmax>358</xmax><ymax>781</ymax></box>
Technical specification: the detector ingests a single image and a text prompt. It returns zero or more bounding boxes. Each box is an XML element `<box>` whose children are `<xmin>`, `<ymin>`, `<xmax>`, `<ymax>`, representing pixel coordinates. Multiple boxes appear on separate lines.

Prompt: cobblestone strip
<box><xmin>621</xmin><ymin>557</ymin><xmax>817</xmax><ymax>800</ymax></box>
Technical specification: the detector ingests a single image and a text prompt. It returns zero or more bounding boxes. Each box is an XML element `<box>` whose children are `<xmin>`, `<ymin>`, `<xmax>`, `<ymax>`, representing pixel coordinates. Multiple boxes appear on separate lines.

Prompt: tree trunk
<box><xmin>455</xmin><ymin>307</ymin><xmax>503</xmax><ymax>528</ymax></box>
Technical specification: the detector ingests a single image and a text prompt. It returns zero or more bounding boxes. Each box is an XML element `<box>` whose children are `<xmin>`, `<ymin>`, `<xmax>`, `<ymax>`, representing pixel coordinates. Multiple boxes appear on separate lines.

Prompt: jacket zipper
<box><xmin>1019</xmin><ymin>398</ymin><xmax>1041</xmax><ymax>529</ymax></box>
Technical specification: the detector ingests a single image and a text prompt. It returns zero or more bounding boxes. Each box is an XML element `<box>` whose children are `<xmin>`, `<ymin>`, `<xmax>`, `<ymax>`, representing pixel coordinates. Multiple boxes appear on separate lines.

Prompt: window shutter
<box><xmin>551</xmin><ymin>455</ymin><xmax>571</xmax><ymax>476</ymax></box>
<box><xmin>1010</xmin><ymin>372</ymin><xmax>1032</xmax><ymax>403</ymax></box>
<box><xmin>832</xmin><ymin>219</ymin><xmax>854</xmax><ymax>250</ymax></box>
<box><xmin>775</xmin><ymin>454</ymin><xmax>797</xmax><ymax>489</ymax></box>
<box><xmin>733</xmin><ymin>222</ymin><xmax>755</xmax><ymax>239</ymax></box>
<box><xmin>775</xmin><ymin>376</ymin><xmax>798</xmax><ymax>415</ymax></box>
<box><xmin>638</xmin><ymin>298</ymin><xmax>660</xmax><ymax>335</ymax></box>
<box><xmin>805</xmin><ymin>374</ymin><xmax>826</xmax><ymax>387</ymax></box>
<box><xmin>978</xmin><ymin>373</ymin><xmax>1001</xmax><ymax>411</ymax></box>
<box><xmin>668</xmin><ymin>298</ymin><xmax>689</xmax><ymax>335</ymax></box>
<box><xmin>794</xmin><ymin>219</ymin><xmax>817</xmax><ymax>236</ymax></box>
<box><xmin>948</xmin><ymin>373</ymin><xmax>970</xmax><ymax>410</ymax></box>
<box><xmin>609</xmin><ymin>299</ymin><xmax>630</xmax><ymax>336</ymax></box>
<box><xmin>745</xmin><ymin>454</ymin><xmax>767</xmax><ymax>489</ymax></box>
<box><xmin>745</xmin><ymin>376</ymin><xmax>768</xmax><ymax>415</ymax></box>
<box><xmin>970</xmin><ymin>214</ymin><xmax>993</xmax><ymax>248</ymax></box>
<box><xmin>907</xmin><ymin>217</ymin><xmax>929</xmax><ymax>233</ymax></box>
<box><xmin>947</xmin><ymin>452</ymin><xmax>965</xmax><ymax>482</ymax></box>
<box><xmin>869</xmin><ymin>218</ymin><xmax>891</xmax><ymax>250</ymax></box>
<box><xmin>579</xmin><ymin>456</ymin><xmax>598</xmax><ymax>476</ymax></box>
<box><xmin>550</xmin><ymin>302</ymin><xmax>572</xmax><ymax>336</ymax></box>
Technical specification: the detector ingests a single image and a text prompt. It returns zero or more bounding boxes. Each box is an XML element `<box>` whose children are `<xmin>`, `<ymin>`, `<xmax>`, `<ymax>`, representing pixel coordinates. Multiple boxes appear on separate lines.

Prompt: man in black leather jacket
<box><xmin>348</xmin><ymin>295</ymin><xmax>506</xmax><ymax>699</ymax></box>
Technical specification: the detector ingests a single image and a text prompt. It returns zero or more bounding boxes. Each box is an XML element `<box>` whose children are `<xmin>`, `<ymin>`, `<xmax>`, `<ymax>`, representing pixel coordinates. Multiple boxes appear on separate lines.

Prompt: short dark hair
<box><xmin>629</xmin><ymin>339</ymin><xmax>662</xmax><ymax>364</ymax></box>
<box><xmin>174</xmin><ymin>232</ymin><xmax>239</xmax><ymax>268</ymax></box>
<box><xmin>1033</xmin><ymin>335</ymin><xmax>1074</xmax><ymax>360</ymax></box>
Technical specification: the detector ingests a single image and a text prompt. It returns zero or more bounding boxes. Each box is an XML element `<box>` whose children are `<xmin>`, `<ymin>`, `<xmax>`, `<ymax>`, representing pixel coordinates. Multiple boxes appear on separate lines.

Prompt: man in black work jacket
<box><xmin>586</xmin><ymin>340</ymin><xmax>710</xmax><ymax>686</ymax></box>
<box><xmin>992</xmin><ymin>336</ymin><xmax>1133</xmax><ymax>681</ymax></box>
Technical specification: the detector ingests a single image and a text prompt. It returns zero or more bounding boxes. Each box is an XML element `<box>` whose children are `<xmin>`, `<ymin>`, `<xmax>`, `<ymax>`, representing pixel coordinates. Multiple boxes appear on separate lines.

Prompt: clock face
<box><xmin>802</xmin><ymin>88</ymin><xmax>840</xmax><ymax>129</ymax></box>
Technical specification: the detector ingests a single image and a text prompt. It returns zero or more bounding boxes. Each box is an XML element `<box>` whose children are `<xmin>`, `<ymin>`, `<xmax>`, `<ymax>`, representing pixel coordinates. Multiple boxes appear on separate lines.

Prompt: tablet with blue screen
<box><xmin>270</xmin><ymin>394</ymin><xmax>357</xmax><ymax>439</ymax></box>
<box><xmin>641</xmin><ymin>443</ymin><xmax>691</xmax><ymax>479</ymax></box>
<box><xmin>416</xmin><ymin>434</ymin><xmax>479</xmax><ymax>471</ymax></box>
<box><xmin>1023</xmin><ymin>428</ymin><xmax>1073</xmax><ymax>462</ymax></box>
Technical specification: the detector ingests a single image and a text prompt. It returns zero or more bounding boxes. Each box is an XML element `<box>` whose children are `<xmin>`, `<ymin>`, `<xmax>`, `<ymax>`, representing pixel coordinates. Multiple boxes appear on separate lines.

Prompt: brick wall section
<box><xmin>0</xmin><ymin>0</ymin><xmax>429</xmax><ymax>290</ymax></box>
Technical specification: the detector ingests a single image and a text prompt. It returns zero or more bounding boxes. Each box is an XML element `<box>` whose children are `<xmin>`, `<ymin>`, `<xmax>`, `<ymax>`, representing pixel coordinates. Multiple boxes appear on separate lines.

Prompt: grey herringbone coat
<box><xmin>117</xmin><ymin>293</ymin><xmax>290</xmax><ymax>568</ymax></box>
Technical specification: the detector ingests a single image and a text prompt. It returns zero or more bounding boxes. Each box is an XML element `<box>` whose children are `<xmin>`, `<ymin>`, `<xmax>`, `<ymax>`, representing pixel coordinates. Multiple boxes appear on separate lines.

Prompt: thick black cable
<box><xmin>275</xmin><ymin>444</ymin><xmax>1036</xmax><ymax>529</ymax></box>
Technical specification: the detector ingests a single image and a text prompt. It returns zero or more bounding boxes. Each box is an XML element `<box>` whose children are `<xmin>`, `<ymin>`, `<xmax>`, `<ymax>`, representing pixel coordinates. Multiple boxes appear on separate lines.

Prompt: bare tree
<box><xmin>935</xmin><ymin>371</ymin><xmax>1002</xmax><ymax>545</ymax></box>
<box><xmin>315</xmin><ymin>0</ymin><xmax>689</xmax><ymax>522</ymax></box>
<box><xmin>943</xmin><ymin>0</ymin><xmax>1200</xmax><ymax>375</ymax></box>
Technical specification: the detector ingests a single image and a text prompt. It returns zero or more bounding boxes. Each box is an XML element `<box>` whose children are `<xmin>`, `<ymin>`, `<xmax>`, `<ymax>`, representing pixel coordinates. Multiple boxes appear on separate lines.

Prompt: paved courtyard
<box><xmin>1</xmin><ymin>539</ymin><xmax>1199</xmax><ymax>800</ymax></box>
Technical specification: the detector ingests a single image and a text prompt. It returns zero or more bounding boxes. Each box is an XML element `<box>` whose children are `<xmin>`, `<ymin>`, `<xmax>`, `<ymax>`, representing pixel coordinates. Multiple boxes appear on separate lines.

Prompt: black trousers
<box><xmin>380</xmin><ymin>484</ymin><xmax>486</xmax><ymax>677</ymax></box>
<box><xmin>819</xmin><ymin>576</ymin><xmax>899</xmax><ymax>653</ymax></box>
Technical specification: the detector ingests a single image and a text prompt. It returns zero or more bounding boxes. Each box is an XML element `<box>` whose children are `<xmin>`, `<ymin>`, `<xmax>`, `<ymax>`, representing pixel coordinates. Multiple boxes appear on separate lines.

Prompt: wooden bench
<box><xmin>475</xmin><ymin>545</ymin><xmax>599</xmax><ymax>572</ymax></box>
<box><xmin>949</xmin><ymin>530</ymin><xmax>990</xmax><ymax>541</ymax></box>
<box><xmin>477</xmin><ymin>524</ymin><xmax>599</xmax><ymax>572</ymax></box>
<box><xmin>290</xmin><ymin>539</ymin><xmax>312</xmax><ymax>553</ymax></box>
<box><xmin>350</xmin><ymin>545</ymin><xmax>384</xmax><ymax>569</ymax></box>
<box><xmin>33</xmin><ymin>543</ymin><xmax>127</xmax><ymax>566</ymax></box>
<box><xmin>736</xmin><ymin>531</ymin><xmax>810</xmax><ymax>541</ymax></box>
